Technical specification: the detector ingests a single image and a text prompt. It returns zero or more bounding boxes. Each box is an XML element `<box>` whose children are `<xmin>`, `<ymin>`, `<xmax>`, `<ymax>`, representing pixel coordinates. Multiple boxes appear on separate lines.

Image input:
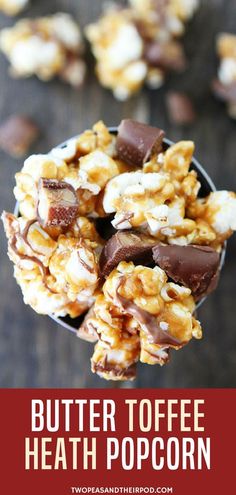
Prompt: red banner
<box><xmin>0</xmin><ymin>389</ymin><xmax>235</xmax><ymax>495</ymax></box>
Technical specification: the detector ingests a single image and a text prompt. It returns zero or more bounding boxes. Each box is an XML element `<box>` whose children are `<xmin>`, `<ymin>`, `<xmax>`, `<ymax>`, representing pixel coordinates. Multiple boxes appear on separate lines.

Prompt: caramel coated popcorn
<box><xmin>0</xmin><ymin>0</ymin><xmax>28</xmax><ymax>16</ymax></box>
<box><xmin>85</xmin><ymin>0</ymin><xmax>199</xmax><ymax>100</ymax></box>
<box><xmin>2</xmin><ymin>119</ymin><xmax>236</xmax><ymax>381</ymax></box>
<box><xmin>0</xmin><ymin>13</ymin><xmax>86</xmax><ymax>87</ymax></box>
<box><xmin>213</xmin><ymin>33</ymin><xmax>236</xmax><ymax>118</ymax></box>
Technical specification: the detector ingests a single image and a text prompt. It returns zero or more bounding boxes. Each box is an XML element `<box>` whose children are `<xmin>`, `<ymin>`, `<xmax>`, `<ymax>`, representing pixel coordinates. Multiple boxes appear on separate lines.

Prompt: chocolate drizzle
<box><xmin>10</xmin><ymin>234</ymin><xmax>58</xmax><ymax>295</ymax></box>
<box><xmin>21</xmin><ymin>219</ymin><xmax>44</xmax><ymax>255</ymax></box>
<box><xmin>114</xmin><ymin>278</ymin><xmax>182</xmax><ymax>347</ymax></box>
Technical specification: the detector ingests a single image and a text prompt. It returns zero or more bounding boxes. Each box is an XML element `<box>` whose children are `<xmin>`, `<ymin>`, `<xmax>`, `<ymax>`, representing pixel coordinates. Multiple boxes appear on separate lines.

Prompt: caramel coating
<box><xmin>2</xmin><ymin>120</ymin><xmax>236</xmax><ymax>381</ymax></box>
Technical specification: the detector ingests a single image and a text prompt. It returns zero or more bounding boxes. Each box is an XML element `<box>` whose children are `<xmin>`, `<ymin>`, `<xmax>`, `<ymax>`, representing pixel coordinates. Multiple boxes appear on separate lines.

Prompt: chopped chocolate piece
<box><xmin>144</xmin><ymin>41</ymin><xmax>187</xmax><ymax>72</ymax></box>
<box><xmin>99</xmin><ymin>231</ymin><xmax>159</xmax><ymax>277</ymax></box>
<box><xmin>92</xmin><ymin>360</ymin><xmax>137</xmax><ymax>380</ymax></box>
<box><xmin>152</xmin><ymin>244</ymin><xmax>220</xmax><ymax>299</ymax></box>
<box><xmin>77</xmin><ymin>307</ymin><xmax>98</xmax><ymax>343</ymax></box>
<box><xmin>37</xmin><ymin>178</ymin><xmax>78</xmax><ymax>228</ymax></box>
<box><xmin>0</xmin><ymin>115</ymin><xmax>39</xmax><ymax>158</ymax></box>
<box><xmin>166</xmin><ymin>92</ymin><xmax>196</xmax><ymax>125</ymax></box>
<box><xmin>116</xmin><ymin>119</ymin><xmax>165</xmax><ymax>167</ymax></box>
<box><xmin>115</xmin><ymin>278</ymin><xmax>182</xmax><ymax>347</ymax></box>
<box><xmin>212</xmin><ymin>79</ymin><xmax>236</xmax><ymax>103</ymax></box>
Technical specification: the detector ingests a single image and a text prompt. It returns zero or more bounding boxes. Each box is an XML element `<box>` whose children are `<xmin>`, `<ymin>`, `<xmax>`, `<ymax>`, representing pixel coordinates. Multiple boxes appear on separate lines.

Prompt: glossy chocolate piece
<box><xmin>0</xmin><ymin>115</ymin><xmax>39</xmax><ymax>158</ymax></box>
<box><xmin>152</xmin><ymin>244</ymin><xmax>220</xmax><ymax>299</ymax></box>
<box><xmin>37</xmin><ymin>178</ymin><xmax>78</xmax><ymax>228</ymax></box>
<box><xmin>99</xmin><ymin>231</ymin><xmax>158</xmax><ymax>277</ymax></box>
<box><xmin>144</xmin><ymin>41</ymin><xmax>187</xmax><ymax>71</ymax></box>
<box><xmin>166</xmin><ymin>91</ymin><xmax>196</xmax><ymax>125</ymax></box>
<box><xmin>116</xmin><ymin>119</ymin><xmax>165</xmax><ymax>167</ymax></box>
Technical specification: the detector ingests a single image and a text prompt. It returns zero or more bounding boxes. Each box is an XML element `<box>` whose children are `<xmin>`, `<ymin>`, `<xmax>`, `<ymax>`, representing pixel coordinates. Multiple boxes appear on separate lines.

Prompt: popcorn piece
<box><xmin>1</xmin><ymin>211</ymin><xmax>101</xmax><ymax>317</ymax></box>
<box><xmin>0</xmin><ymin>115</ymin><xmax>39</xmax><ymax>158</ymax></box>
<box><xmin>103</xmin><ymin>170</ymin><xmax>175</xmax><ymax>231</ymax></box>
<box><xmin>116</xmin><ymin>119</ymin><xmax>165</xmax><ymax>167</ymax></box>
<box><xmin>86</xmin><ymin>261</ymin><xmax>201</xmax><ymax>379</ymax></box>
<box><xmin>78</xmin><ymin>150</ymin><xmax>119</xmax><ymax>191</ymax></box>
<box><xmin>90</xmin><ymin>294</ymin><xmax>140</xmax><ymax>381</ymax></box>
<box><xmin>197</xmin><ymin>191</ymin><xmax>236</xmax><ymax>241</ymax></box>
<box><xmin>213</xmin><ymin>33</ymin><xmax>236</xmax><ymax>118</ymax></box>
<box><xmin>14</xmin><ymin>154</ymin><xmax>69</xmax><ymax>219</ymax></box>
<box><xmin>163</xmin><ymin>140</ymin><xmax>195</xmax><ymax>181</ymax></box>
<box><xmin>37</xmin><ymin>178</ymin><xmax>78</xmax><ymax>228</ymax></box>
<box><xmin>0</xmin><ymin>0</ymin><xmax>28</xmax><ymax>16</ymax></box>
<box><xmin>0</xmin><ymin>13</ymin><xmax>86</xmax><ymax>87</ymax></box>
<box><xmin>49</xmin><ymin>236</ymin><xmax>99</xmax><ymax>303</ymax></box>
<box><xmin>85</xmin><ymin>1</ymin><xmax>199</xmax><ymax>99</ymax></box>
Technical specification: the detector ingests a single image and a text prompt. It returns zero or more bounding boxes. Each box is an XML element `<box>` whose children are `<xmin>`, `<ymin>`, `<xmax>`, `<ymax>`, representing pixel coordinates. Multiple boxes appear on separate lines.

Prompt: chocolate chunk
<box><xmin>99</xmin><ymin>231</ymin><xmax>159</xmax><ymax>277</ymax></box>
<box><xmin>115</xmin><ymin>278</ymin><xmax>182</xmax><ymax>347</ymax></box>
<box><xmin>92</xmin><ymin>360</ymin><xmax>137</xmax><ymax>380</ymax></box>
<box><xmin>116</xmin><ymin>119</ymin><xmax>165</xmax><ymax>167</ymax></box>
<box><xmin>212</xmin><ymin>79</ymin><xmax>236</xmax><ymax>103</ymax></box>
<box><xmin>37</xmin><ymin>178</ymin><xmax>78</xmax><ymax>228</ymax></box>
<box><xmin>152</xmin><ymin>244</ymin><xmax>220</xmax><ymax>299</ymax></box>
<box><xmin>77</xmin><ymin>307</ymin><xmax>98</xmax><ymax>343</ymax></box>
<box><xmin>166</xmin><ymin>92</ymin><xmax>196</xmax><ymax>125</ymax></box>
<box><xmin>144</xmin><ymin>41</ymin><xmax>187</xmax><ymax>72</ymax></box>
<box><xmin>0</xmin><ymin>115</ymin><xmax>39</xmax><ymax>158</ymax></box>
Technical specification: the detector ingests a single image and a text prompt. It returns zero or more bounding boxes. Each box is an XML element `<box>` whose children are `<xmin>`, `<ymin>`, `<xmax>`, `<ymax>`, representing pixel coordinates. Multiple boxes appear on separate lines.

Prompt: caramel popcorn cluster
<box><xmin>213</xmin><ymin>33</ymin><xmax>236</xmax><ymax>118</ymax></box>
<box><xmin>0</xmin><ymin>0</ymin><xmax>28</xmax><ymax>16</ymax></box>
<box><xmin>0</xmin><ymin>13</ymin><xmax>86</xmax><ymax>87</ymax></box>
<box><xmin>85</xmin><ymin>0</ymin><xmax>199</xmax><ymax>100</ymax></box>
<box><xmin>2</xmin><ymin>119</ymin><xmax>236</xmax><ymax>381</ymax></box>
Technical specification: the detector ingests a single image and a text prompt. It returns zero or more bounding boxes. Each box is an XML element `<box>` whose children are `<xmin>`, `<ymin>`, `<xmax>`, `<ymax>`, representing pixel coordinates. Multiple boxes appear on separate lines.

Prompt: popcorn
<box><xmin>0</xmin><ymin>13</ymin><xmax>86</xmax><ymax>87</ymax></box>
<box><xmin>2</xmin><ymin>211</ymin><xmax>101</xmax><ymax>317</ymax></box>
<box><xmin>88</xmin><ymin>261</ymin><xmax>201</xmax><ymax>378</ymax></box>
<box><xmin>213</xmin><ymin>33</ymin><xmax>236</xmax><ymax>118</ymax></box>
<box><xmin>191</xmin><ymin>191</ymin><xmax>236</xmax><ymax>244</ymax></box>
<box><xmin>0</xmin><ymin>0</ymin><xmax>28</xmax><ymax>16</ymax></box>
<box><xmin>85</xmin><ymin>0</ymin><xmax>199</xmax><ymax>99</ymax></box>
<box><xmin>2</xmin><ymin>119</ymin><xmax>236</xmax><ymax>381</ymax></box>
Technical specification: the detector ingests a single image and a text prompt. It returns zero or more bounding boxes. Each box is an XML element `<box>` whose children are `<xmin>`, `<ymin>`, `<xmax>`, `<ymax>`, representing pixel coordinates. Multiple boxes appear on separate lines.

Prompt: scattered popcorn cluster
<box><xmin>85</xmin><ymin>0</ymin><xmax>199</xmax><ymax>100</ymax></box>
<box><xmin>0</xmin><ymin>0</ymin><xmax>28</xmax><ymax>16</ymax></box>
<box><xmin>2</xmin><ymin>120</ymin><xmax>236</xmax><ymax>380</ymax></box>
<box><xmin>213</xmin><ymin>33</ymin><xmax>236</xmax><ymax>118</ymax></box>
<box><xmin>0</xmin><ymin>13</ymin><xmax>86</xmax><ymax>87</ymax></box>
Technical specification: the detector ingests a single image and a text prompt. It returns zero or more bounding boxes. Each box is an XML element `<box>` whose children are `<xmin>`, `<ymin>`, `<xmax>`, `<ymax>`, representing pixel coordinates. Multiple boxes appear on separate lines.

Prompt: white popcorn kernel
<box><xmin>207</xmin><ymin>191</ymin><xmax>236</xmax><ymax>234</ymax></box>
<box><xmin>106</xmin><ymin>23</ymin><xmax>143</xmax><ymax>70</ymax></box>
<box><xmin>113</xmin><ymin>87</ymin><xmax>131</xmax><ymax>101</ymax></box>
<box><xmin>66</xmin><ymin>249</ymin><xmax>97</xmax><ymax>286</ymax></box>
<box><xmin>51</xmin><ymin>13</ymin><xmax>82</xmax><ymax>50</ymax></box>
<box><xmin>0</xmin><ymin>0</ymin><xmax>28</xmax><ymax>16</ymax></box>
<box><xmin>123</xmin><ymin>60</ymin><xmax>147</xmax><ymax>83</ymax></box>
<box><xmin>160</xmin><ymin>321</ymin><xmax>169</xmax><ymax>331</ymax></box>
<box><xmin>9</xmin><ymin>37</ymin><xmax>61</xmax><ymax>76</ymax></box>
<box><xmin>218</xmin><ymin>57</ymin><xmax>236</xmax><ymax>85</ymax></box>
<box><xmin>146</xmin><ymin>204</ymin><xmax>169</xmax><ymax>234</ymax></box>
<box><xmin>50</xmin><ymin>138</ymin><xmax>77</xmax><ymax>162</ymax></box>
<box><xmin>79</xmin><ymin>150</ymin><xmax>119</xmax><ymax>190</ymax></box>
<box><xmin>103</xmin><ymin>171</ymin><xmax>167</xmax><ymax>213</ymax></box>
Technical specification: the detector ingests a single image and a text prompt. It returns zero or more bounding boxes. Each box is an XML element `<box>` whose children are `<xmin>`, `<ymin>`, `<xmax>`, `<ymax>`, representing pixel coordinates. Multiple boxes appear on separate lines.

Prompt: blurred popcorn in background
<box><xmin>0</xmin><ymin>0</ymin><xmax>28</xmax><ymax>16</ymax></box>
<box><xmin>213</xmin><ymin>33</ymin><xmax>236</xmax><ymax>118</ymax></box>
<box><xmin>86</xmin><ymin>0</ymin><xmax>199</xmax><ymax>100</ymax></box>
<box><xmin>0</xmin><ymin>13</ymin><xmax>86</xmax><ymax>87</ymax></box>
